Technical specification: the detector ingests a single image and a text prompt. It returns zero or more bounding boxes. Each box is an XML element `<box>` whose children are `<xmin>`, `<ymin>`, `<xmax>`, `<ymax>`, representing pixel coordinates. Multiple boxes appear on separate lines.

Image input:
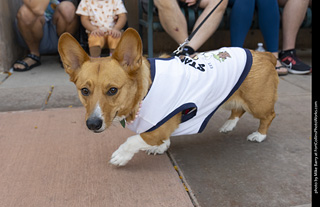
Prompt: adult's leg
<box><xmin>188</xmin><ymin>0</ymin><xmax>228</xmax><ymax>51</ymax></box>
<box><xmin>229</xmin><ymin>0</ymin><xmax>255</xmax><ymax>47</ymax></box>
<box><xmin>14</xmin><ymin>4</ymin><xmax>45</xmax><ymax>70</ymax></box>
<box><xmin>256</xmin><ymin>0</ymin><xmax>280</xmax><ymax>53</ymax></box>
<box><xmin>278</xmin><ymin>0</ymin><xmax>309</xmax><ymax>51</ymax></box>
<box><xmin>154</xmin><ymin>0</ymin><xmax>188</xmax><ymax>45</ymax></box>
<box><xmin>256</xmin><ymin>0</ymin><xmax>287</xmax><ymax>75</ymax></box>
<box><xmin>278</xmin><ymin>0</ymin><xmax>311</xmax><ymax>74</ymax></box>
<box><xmin>53</xmin><ymin>1</ymin><xmax>79</xmax><ymax>36</ymax></box>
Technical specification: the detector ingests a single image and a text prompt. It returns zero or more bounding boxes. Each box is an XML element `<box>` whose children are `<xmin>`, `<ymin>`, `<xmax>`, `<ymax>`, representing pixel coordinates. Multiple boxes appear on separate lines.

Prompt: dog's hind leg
<box><xmin>247</xmin><ymin>111</ymin><xmax>276</xmax><ymax>142</ymax></box>
<box><xmin>219</xmin><ymin>108</ymin><xmax>246</xmax><ymax>133</ymax></box>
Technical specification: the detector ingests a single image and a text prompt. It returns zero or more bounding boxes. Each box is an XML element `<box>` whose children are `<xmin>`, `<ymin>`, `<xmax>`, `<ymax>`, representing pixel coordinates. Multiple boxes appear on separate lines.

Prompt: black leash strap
<box><xmin>173</xmin><ymin>0</ymin><xmax>224</xmax><ymax>55</ymax></box>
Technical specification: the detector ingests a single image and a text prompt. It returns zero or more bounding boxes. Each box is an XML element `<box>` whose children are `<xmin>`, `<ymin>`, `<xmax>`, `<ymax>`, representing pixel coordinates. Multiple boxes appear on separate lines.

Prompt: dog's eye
<box><xmin>81</xmin><ymin>88</ymin><xmax>90</xmax><ymax>96</ymax></box>
<box><xmin>107</xmin><ymin>87</ymin><xmax>118</xmax><ymax>96</ymax></box>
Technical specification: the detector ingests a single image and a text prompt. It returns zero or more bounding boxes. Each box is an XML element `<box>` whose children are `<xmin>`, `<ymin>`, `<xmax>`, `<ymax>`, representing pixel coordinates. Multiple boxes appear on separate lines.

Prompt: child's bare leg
<box><xmin>88</xmin><ymin>34</ymin><xmax>105</xmax><ymax>57</ymax></box>
<box><xmin>109</xmin><ymin>49</ymin><xmax>115</xmax><ymax>56</ymax></box>
<box><xmin>108</xmin><ymin>36</ymin><xmax>120</xmax><ymax>56</ymax></box>
<box><xmin>89</xmin><ymin>46</ymin><xmax>102</xmax><ymax>57</ymax></box>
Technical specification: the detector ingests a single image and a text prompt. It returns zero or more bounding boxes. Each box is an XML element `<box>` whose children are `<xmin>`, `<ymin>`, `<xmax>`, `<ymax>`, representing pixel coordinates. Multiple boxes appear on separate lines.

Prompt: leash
<box><xmin>172</xmin><ymin>0</ymin><xmax>224</xmax><ymax>55</ymax></box>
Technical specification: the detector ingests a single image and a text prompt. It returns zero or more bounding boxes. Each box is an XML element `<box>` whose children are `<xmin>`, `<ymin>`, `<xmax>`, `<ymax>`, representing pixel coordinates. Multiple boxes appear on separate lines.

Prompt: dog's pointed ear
<box><xmin>112</xmin><ymin>28</ymin><xmax>143</xmax><ymax>75</ymax></box>
<box><xmin>58</xmin><ymin>33</ymin><xmax>90</xmax><ymax>82</ymax></box>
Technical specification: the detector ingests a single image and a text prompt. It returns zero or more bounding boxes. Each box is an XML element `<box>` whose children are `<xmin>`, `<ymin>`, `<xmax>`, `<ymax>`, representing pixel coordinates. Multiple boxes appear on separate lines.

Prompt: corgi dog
<box><xmin>58</xmin><ymin>28</ymin><xmax>278</xmax><ymax>166</ymax></box>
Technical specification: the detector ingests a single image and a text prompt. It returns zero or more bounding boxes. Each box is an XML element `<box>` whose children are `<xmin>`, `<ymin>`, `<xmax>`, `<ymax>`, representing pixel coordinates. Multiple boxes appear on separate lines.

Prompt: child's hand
<box><xmin>107</xmin><ymin>29</ymin><xmax>121</xmax><ymax>38</ymax></box>
<box><xmin>90</xmin><ymin>29</ymin><xmax>105</xmax><ymax>36</ymax></box>
<box><xmin>113</xmin><ymin>15</ymin><xmax>119</xmax><ymax>23</ymax></box>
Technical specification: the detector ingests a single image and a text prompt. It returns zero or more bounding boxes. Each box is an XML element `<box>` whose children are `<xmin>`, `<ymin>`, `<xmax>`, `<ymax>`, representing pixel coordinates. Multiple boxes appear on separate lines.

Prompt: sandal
<box><xmin>275</xmin><ymin>59</ymin><xmax>288</xmax><ymax>76</ymax></box>
<box><xmin>13</xmin><ymin>54</ymin><xmax>41</xmax><ymax>72</ymax></box>
<box><xmin>276</xmin><ymin>65</ymin><xmax>289</xmax><ymax>76</ymax></box>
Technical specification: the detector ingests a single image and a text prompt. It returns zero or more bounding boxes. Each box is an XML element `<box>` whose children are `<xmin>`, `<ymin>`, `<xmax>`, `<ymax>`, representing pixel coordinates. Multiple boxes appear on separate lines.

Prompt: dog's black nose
<box><xmin>86</xmin><ymin>117</ymin><xmax>103</xmax><ymax>131</ymax></box>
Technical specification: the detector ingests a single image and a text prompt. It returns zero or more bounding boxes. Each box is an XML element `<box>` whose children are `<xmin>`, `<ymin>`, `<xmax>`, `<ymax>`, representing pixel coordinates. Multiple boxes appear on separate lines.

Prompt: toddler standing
<box><xmin>76</xmin><ymin>0</ymin><xmax>127</xmax><ymax>57</ymax></box>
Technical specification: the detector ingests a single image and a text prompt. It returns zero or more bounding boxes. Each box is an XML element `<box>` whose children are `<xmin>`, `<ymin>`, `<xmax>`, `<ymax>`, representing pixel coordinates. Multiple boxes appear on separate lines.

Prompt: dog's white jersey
<box><xmin>127</xmin><ymin>47</ymin><xmax>252</xmax><ymax>136</ymax></box>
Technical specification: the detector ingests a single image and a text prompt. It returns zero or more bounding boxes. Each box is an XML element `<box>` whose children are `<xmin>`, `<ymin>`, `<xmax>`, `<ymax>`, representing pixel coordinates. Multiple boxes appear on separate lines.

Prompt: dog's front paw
<box><xmin>219</xmin><ymin>118</ymin><xmax>239</xmax><ymax>133</ymax></box>
<box><xmin>145</xmin><ymin>139</ymin><xmax>170</xmax><ymax>155</ymax></box>
<box><xmin>109</xmin><ymin>134</ymin><xmax>151</xmax><ymax>166</ymax></box>
<box><xmin>110</xmin><ymin>146</ymin><xmax>134</xmax><ymax>166</ymax></box>
<box><xmin>247</xmin><ymin>131</ymin><xmax>267</xmax><ymax>142</ymax></box>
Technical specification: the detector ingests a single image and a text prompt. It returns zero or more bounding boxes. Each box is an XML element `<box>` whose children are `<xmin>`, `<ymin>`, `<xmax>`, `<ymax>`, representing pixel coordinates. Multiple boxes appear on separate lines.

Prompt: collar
<box><xmin>119</xmin><ymin>101</ymin><xmax>142</xmax><ymax>128</ymax></box>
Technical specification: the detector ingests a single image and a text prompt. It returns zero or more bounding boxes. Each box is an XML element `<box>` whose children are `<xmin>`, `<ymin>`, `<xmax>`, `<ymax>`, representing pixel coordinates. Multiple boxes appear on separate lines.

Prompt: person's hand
<box><xmin>107</xmin><ymin>28</ymin><xmax>121</xmax><ymax>38</ymax></box>
<box><xmin>180</xmin><ymin>0</ymin><xmax>197</xmax><ymax>6</ymax></box>
<box><xmin>113</xmin><ymin>15</ymin><xmax>119</xmax><ymax>23</ymax></box>
<box><xmin>90</xmin><ymin>28</ymin><xmax>105</xmax><ymax>36</ymax></box>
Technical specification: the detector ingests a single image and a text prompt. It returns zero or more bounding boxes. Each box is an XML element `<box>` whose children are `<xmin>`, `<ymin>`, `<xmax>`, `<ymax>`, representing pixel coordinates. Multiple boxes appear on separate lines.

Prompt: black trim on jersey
<box><xmin>145</xmin><ymin>103</ymin><xmax>197</xmax><ymax>133</ymax></box>
<box><xmin>147</xmin><ymin>56</ymin><xmax>175</xmax><ymax>98</ymax></box>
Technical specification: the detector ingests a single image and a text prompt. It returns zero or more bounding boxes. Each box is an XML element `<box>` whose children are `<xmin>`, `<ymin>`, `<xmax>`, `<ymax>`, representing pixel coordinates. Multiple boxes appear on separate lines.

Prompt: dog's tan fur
<box><xmin>58</xmin><ymin>28</ymin><xmax>278</xmax><ymax>166</ymax></box>
<box><xmin>222</xmin><ymin>50</ymin><xmax>278</xmax><ymax>135</ymax></box>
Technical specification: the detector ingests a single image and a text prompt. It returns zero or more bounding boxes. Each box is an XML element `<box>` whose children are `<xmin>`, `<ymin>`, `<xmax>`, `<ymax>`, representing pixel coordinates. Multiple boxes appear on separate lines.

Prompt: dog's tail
<box><xmin>159</xmin><ymin>53</ymin><xmax>171</xmax><ymax>59</ymax></box>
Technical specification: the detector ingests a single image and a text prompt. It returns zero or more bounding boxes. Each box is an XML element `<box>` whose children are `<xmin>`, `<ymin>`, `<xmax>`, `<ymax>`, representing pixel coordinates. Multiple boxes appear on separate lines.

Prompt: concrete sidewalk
<box><xmin>0</xmin><ymin>56</ymin><xmax>195</xmax><ymax>207</ymax></box>
<box><xmin>0</xmin><ymin>108</ymin><xmax>193</xmax><ymax>207</ymax></box>
<box><xmin>0</xmin><ymin>50</ymin><xmax>312</xmax><ymax>207</ymax></box>
<box><xmin>0</xmin><ymin>56</ymin><xmax>82</xmax><ymax>111</ymax></box>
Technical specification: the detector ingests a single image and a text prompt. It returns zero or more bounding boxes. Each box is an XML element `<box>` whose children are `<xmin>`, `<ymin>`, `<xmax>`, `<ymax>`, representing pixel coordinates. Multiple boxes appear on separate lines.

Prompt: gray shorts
<box><xmin>14</xmin><ymin>18</ymin><xmax>59</xmax><ymax>54</ymax></box>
